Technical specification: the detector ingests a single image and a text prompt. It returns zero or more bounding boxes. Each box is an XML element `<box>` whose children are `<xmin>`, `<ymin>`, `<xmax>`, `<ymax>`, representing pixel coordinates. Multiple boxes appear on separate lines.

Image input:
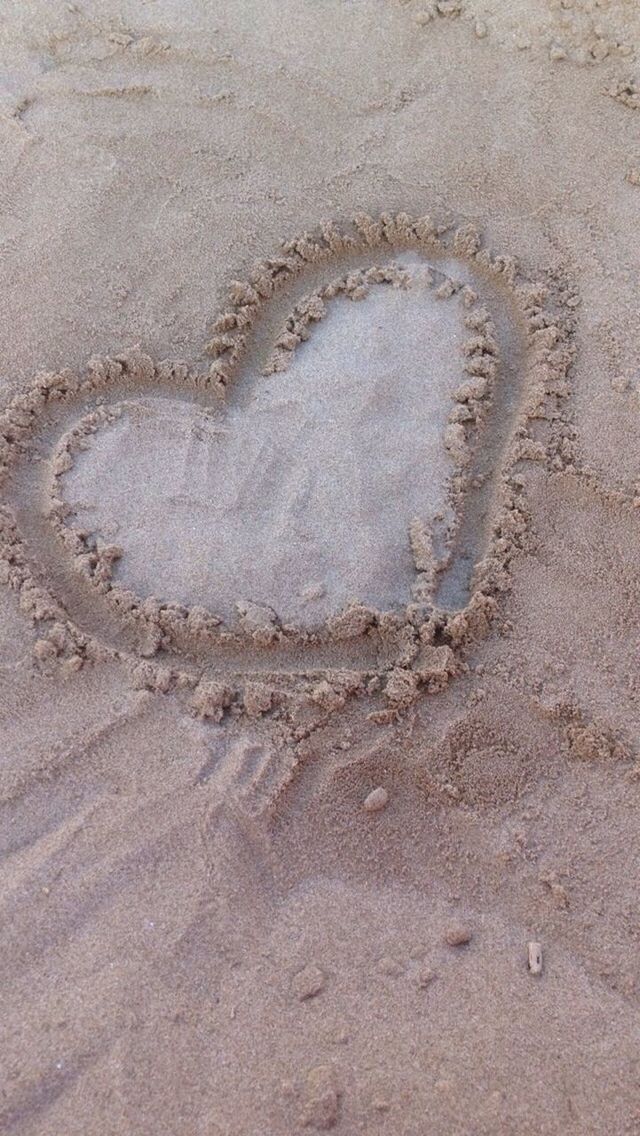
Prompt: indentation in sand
<box><xmin>0</xmin><ymin>214</ymin><xmax>575</xmax><ymax>703</ymax></box>
<box><xmin>62</xmin><ymin>266</ymin><xmax>463</xmax><ymax>626</ymax></box>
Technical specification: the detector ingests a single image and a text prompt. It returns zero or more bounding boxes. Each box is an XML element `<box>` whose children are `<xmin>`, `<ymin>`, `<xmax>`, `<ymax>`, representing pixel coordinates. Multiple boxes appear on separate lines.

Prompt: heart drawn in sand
<box><xmin>0</xmin><ymin>213</ymin><xmax>573</xmax><ymax>713</ymax></box>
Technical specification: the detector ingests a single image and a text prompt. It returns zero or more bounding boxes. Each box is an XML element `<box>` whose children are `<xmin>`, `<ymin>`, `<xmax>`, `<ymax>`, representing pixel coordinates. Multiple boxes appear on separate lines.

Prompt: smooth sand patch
<box><xmin>63</xmin><ymin>268</ymin><xmax>463</xmax><ymax>625</ymax></box>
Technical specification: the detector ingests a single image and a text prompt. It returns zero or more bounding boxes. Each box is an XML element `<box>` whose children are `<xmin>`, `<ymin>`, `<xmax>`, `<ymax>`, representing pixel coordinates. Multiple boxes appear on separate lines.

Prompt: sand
<box><xmin>61</xmin><ymin>260</ymin><xmax>466</xmax><ymax>626</ymax></box>
<box><xmin>1</xmin><ymin>2</ymin><xmax>640</xmax><ymax>1134</ymax></box>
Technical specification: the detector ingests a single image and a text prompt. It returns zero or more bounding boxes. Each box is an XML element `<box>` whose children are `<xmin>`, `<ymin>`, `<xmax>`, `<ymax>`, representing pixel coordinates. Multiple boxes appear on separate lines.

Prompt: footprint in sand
<box><xmin>0</xmin><ymin>213</ymin><xmax>573</xmax><ymax>707</ymax></box>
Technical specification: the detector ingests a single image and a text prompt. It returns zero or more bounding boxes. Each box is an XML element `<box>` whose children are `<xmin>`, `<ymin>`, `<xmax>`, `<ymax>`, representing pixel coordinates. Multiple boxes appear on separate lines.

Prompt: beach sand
<box><xmin>1</xmin><ymin>2</ymin><xmax>640</xmax><ymax>1133</ymax></box>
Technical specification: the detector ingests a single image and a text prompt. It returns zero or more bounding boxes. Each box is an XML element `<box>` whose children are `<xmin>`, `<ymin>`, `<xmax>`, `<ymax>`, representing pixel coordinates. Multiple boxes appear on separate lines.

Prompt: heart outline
<box><xmin>0</xmin><ymin>212</ymin><xmax>574</xmax><ymax>713</ymax></box>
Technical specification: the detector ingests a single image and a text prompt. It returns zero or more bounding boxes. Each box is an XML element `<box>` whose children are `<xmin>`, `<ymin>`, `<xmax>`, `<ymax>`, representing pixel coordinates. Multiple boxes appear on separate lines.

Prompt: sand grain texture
<box><xmin>1</xmin><ymin>2</ymin><xmax>640</xmax><ymax>1134</ymax></box>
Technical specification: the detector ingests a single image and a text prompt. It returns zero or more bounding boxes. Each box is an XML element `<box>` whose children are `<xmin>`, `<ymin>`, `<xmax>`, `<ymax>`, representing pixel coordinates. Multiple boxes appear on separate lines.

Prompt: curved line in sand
<box><xmin>0</xmin><ymin>213</ymin><xmax>573</xmax><ymax>712</ymax></box>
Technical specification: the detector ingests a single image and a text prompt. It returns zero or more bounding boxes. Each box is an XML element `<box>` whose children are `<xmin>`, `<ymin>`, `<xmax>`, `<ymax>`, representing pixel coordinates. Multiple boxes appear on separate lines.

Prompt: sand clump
<box><xmin>190</xmin><ymin>680</ymin><xmax>235</xmax><ymax>722</ymax></box>
<box><xmin>606</xmin><ymin>76</ymin><xmax>640</xmax><ymax>110</ymax></box>
<box><xmin>299</xmin><ymin>1065</ymin><xmax>342</xmax><ymax>1131</ymax></box>
<box><xmin>402</xmin><ymin>0</ymin><xmax>640</xmax><ymax>64</ymax></box>
<box><xmin>444</xmin><ymin>923</ymin><xmax>473</xmax><ymax>947</ymax></box>
<box><xmin>292</xmin><ymin>964</ymin><xmax>327</xmax><ymax>1001</ymax></box>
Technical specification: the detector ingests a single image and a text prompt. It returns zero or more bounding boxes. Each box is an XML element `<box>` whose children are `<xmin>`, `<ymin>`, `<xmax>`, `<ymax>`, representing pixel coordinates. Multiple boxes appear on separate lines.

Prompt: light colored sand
<box><xmin>63</xmin><ymin>266</ymin><xmax>463</xmax><ymax>625</ymax></box>
<box><xmin>1</xmin><ymin>3</ymin><xmax>640</xmax><ymax>1135</ymax></box>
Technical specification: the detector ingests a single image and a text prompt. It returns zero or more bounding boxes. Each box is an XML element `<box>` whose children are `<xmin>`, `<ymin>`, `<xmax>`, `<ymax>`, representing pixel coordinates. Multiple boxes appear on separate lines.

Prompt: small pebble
<box><xmin>292</xmin><ymin>964</ymin><xmax>326</xmax><ymax>1001</ymax></box>
<box><xmin>549</xmin><ymin>43</ymin><xmax>567</xmax><ymax>61</ymax></box>
<box><xmin>444</xmin><ymin>923</ymin><xmax>472</xmax><ymax>947</ymax></box>
<box><xmin>363</xmin><ymin>786</ymin><xmax>389</xmax><ymax>813</ymax></box>
<box><xmin>626</xmin><ymin>168</ymin><xmax>640</xmax><ymax>187</ymax></box>
<box><xmin>528</xmin><ymin>941</ymin><xmax>543</xmax><ymax>976</ymax></box>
